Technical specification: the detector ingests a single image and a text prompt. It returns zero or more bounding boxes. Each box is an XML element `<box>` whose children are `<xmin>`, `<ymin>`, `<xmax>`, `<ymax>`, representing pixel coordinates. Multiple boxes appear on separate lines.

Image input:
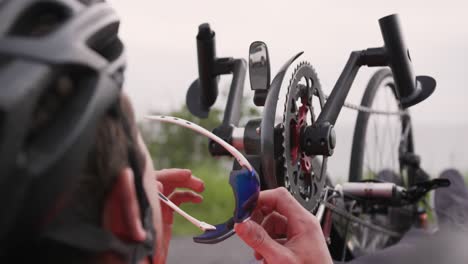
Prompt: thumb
<box><xmin>235</xmin><ymin>220</ymin><xmax>290</xmax><ymax>262</ymax></box>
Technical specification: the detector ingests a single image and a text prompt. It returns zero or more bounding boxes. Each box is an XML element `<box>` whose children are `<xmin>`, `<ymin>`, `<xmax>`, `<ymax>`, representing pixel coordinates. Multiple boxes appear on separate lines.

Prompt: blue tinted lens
<box><xmin>229</xmin><ymin>168</ymin><xmax>260</xmax><ymax>222</ymax></box>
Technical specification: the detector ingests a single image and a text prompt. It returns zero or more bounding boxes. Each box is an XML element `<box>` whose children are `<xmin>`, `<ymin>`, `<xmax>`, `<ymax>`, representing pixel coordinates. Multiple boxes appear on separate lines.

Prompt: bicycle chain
<box><xmin>321</xmin><ymin>201</ymin><xmax>401</xmax><ymax>237</ymax></box>
<box><xmin>323</xmin><ymin>94</ymin><xmax>409</xmax><ymax>116</ymax></box>
<box><xmin>318</xmin><ymin>73</ymin><xmax>406</xmax><ymax>236</ymax></box>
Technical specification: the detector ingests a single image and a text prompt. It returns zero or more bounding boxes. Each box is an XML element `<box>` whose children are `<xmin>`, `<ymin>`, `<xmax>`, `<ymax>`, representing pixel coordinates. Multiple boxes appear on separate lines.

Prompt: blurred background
<box><xmin>109</xmin><ymin>0</ymin><xmax>467</xmax><ymax>262</ymax></box>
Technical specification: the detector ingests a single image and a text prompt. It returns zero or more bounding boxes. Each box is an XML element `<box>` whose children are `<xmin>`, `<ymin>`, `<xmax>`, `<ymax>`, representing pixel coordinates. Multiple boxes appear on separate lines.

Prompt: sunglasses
<box><xmin>146</xmin><ymin>115</ymin><xmax>260</xmax><ymax>244</ymax></box>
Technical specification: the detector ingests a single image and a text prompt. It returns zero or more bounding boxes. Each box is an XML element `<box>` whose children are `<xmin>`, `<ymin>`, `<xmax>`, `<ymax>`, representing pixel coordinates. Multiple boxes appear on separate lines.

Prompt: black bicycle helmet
<box><xmin>0</xmin><ymin>0</ymin><xmax>125</xmax><ymax>244</ymax></box>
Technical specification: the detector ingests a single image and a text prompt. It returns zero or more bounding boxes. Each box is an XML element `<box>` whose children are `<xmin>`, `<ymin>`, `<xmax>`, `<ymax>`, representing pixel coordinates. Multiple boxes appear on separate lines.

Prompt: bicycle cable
<box><xmin>321</xmin><ymin>200</ymin><xmax>402</xmax><ymax>238</ymax></box>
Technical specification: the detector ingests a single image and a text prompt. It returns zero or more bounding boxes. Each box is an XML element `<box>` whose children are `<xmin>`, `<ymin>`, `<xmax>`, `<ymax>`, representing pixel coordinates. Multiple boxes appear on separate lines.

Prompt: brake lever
<box><xmin>405</xmin><ymin>178</ymin><xmax>451</xmax><ymax>203</ymax></box>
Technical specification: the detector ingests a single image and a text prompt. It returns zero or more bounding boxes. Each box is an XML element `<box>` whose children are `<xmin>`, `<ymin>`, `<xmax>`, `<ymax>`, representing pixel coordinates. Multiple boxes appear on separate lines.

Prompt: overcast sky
<box><xmin>109</xmin><ymin>0</ymin><xmax>467</xmax><ymax>126</ymax></box>
<box><xmin>106</xmin><ymin>0</ymin><xmax>468</xmax><ymax>176</ymax></box>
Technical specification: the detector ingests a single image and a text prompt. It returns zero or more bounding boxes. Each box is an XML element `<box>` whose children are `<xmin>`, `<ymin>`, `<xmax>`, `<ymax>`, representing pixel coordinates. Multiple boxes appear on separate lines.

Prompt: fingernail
<box><xmin>234</xmin><ymin>220</ymin><xmax>251</xmax><ymax>236</ymax></box>
<box><xmin>234</xmin><ymin>223</ymin><xmax>243</xmax><ymax>235</ymax></box>
<box><xmin>156</xmin><ymin>181</ymin><xmax>163</xmax><ymax>192</ymax></box>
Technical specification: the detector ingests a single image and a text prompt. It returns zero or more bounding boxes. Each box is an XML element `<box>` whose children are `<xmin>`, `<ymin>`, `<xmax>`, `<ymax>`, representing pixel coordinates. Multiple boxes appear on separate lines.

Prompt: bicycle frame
<box><xmin>301</xmin><ymin>14</ymin><xmax>436</xmax><ymax>157</ymax></box>
<box><xmin>185</xmin><ymin>14</ymin><xmax>436</xmax><ymax>189</ymax></box>
<box><xmin>181</xmin><ymin>13</ymin><xmax>443</xmax><ymax>257</ymax></box>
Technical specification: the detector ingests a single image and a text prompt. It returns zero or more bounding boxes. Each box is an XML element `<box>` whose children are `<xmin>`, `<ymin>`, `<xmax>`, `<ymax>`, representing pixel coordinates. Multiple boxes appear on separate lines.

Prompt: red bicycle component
<box><xmin>290</xmin><ymin>96</ymin><xmax>312</xmax><ymax>174</ymax></box>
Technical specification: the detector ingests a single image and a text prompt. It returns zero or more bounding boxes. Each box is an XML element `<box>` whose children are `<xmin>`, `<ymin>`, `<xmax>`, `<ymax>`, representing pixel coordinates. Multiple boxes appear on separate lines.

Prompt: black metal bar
<box><xmin>222</xmin><ymin>59</ymin><xmax>246</xmax><ymax>126</ymax></box>
<box><xmin>196</xmin><ymin>23</ymin><xmax>218</xmax><ymax>110</ymax></box>
<box><xmin>316</xmin><ymin>51</ymin><xmax>363</xmax><ymax>125</ymax></box>
<box><xmin>341</xmin><ymin>218</ymin><xmax>350</xmax><ymax>262</ymax></box>
<box><xmin>379</xmin><ymin>14</ymin><xmax>416</xmax><ymax>100</ymax></box>
<box><xmin>208</xmin><ymin>59</ymin><xmax>246</xmax><ymax>157</ymax></box>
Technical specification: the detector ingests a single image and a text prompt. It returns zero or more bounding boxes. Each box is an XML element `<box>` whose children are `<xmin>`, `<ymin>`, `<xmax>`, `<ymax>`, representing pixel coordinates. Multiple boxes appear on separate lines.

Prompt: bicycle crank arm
<box><xmin>209</xmin><ymin>119</ymin><xmax>262</xmax><ymax>156</ymax></box>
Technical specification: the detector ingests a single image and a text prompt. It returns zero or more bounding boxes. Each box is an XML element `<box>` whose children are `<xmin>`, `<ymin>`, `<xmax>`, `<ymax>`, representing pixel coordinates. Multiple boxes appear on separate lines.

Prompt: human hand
<box><xmin>235</xmin><ymin>187</ymin><xmax>332</xmax><ymax>264</ymax></box>
<box><xmin>154</xmin><ymin>169</ymin><xmax>205</xmax><ymax>264</ymax></box>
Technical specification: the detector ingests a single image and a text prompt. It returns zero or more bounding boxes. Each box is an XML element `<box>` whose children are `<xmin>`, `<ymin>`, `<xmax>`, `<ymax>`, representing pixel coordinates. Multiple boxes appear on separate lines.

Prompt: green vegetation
<box><xmin>171</xmin><ymin>162</ymin><xmax>234</xmax><ymax>235</ymax></box>
<box><xmin>140</xmin><ymin>100</ymin><xmax>259</xmax><ymax>236</ymax></box>
<box><xmin>142</xmin><ymin>105</ymin><xmax>224</xmax><ymax>169</ymax></box>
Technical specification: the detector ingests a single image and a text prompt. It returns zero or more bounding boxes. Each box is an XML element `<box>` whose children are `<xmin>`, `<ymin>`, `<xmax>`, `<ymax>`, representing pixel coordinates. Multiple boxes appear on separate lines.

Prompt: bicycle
<box><xmin>183</xmin><ymin>13</ymin><xmax>448</xmax><ymax>261</ymax></box>
<box><xmin>331</xmin><ymin>67</ymin><xmax>431</xmax><ymax>260</ymax></box>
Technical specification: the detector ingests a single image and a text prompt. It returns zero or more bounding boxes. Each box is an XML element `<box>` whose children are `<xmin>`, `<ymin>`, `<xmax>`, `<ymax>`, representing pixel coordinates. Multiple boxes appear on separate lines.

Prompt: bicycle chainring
<box><xmin>280</xmin><ymin>62</ymin><xmax>327</xmax><ymax>212</ymax></box>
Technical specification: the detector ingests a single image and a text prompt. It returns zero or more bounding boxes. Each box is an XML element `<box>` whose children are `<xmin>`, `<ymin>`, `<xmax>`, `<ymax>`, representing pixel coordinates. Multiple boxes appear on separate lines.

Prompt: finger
<box><xmin>255</xmin><ymin>187</ymin><xmax>312</xmax><ymax>234</ymax></box>
<box><xmin>274</xmin><ymin>238</ymin><xmax>287</xmax><ymax>245</ymax></box>
<box><xmin>155</xmin><ymin>169</ymin><xmax>205</xmax><ymax>194</ymax></box>
<box><xmin>257</xmin><ymin>187</ymin><xmax>308</xmax><ymax>218</ymax></box>
<box><xmin>261</xmin><ymin>212</ymin><xmax>288</xmax><ymax>238</ymax></box>
<box><xmin>253</xmin><ymin>238</ymin><xmax>286</xmax><ymax>260</ymax></box>
<box><xmin>155</xmin><ymin>168</ymin><xmax>191</xmax><ymax>180</ymax></box>
<box><xmin>250</xmin><ymin>209</ymin><xmax>265</xmax><ymax>224</ymax></box>
<box><xmin>155</xmin><ymin>180</ymin><xmax>163</xmax><ymax>193</ymax></box>
<box><xmin>254</xmin><ymin>251</ymin><xmax>263</xmax><ymax>260</ymax></box>
<box><xmin>160</xmin><ymin>191</ymin><xmax>203</xmax><ymax>224</ymax></box>
<box><xmin>169</xmin><ymin>191</ymin><xmax>203</xmax><ymax>206</ymax></box>
<box><xmin>235</xmin><ymin>220</ymin><xmax>293</xmax><ymax>263</ymax></box>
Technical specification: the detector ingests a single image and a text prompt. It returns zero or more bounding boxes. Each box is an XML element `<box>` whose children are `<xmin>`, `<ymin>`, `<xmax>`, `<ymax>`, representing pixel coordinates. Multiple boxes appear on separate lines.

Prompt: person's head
<box><xmin>38</xmin><ymin>93</ymin><xmax>164</xmax><ymax>264</ymax></box>
<box><xmin>0</xmin><ymin>0</ymin><xmax>162</xmax><ymax>262</ymax></box>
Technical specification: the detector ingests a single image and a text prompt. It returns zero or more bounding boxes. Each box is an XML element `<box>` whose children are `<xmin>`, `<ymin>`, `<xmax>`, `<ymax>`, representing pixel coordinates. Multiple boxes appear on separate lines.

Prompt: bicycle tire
<box><xmin>341</xmin><ymin>68</ymin><xmax>417</xmax><ymax>259</ymax></box>
<box><xmin>349</xmin><ymin>68</ymin><xmax>414</xmax><ymax>184</ymax></box>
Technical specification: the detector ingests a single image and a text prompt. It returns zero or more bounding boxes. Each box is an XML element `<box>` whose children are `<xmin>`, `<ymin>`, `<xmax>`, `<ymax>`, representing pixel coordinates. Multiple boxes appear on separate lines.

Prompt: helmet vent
<box><xmin>8</xmin><ymin>2</ymin><xmax>70</xmax><ymax>37</ymax></box>
<box><xmin>25</xmin><ymin>66</ymin><xmax>96</xmax><ymax>148</ymax></box>
<box><xmin>87</xmin><ymin>22</ymin><xmax>123</xmax><ymax>63</ymax></box>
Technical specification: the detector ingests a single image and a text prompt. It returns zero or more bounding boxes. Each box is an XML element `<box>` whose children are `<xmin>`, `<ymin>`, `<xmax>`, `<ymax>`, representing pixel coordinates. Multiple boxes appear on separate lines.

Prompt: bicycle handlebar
<box><xmin>378</xmin><ymin>14</ymin><xmax>416</xmax><ymax>101</ymax></box>
<box><xmin>187</xmin><ymin>23</ymin><xmax>246</xmax><ymax>121</ymax></box>
<box><xmin>196</xmin><ymin>23</ymin><xmax>218</xmax><ymax>111</ymax></box>
<box><xmin>305</xmin><ymin>14</ymin><xmax>436</xmax><ymax>157</ymax></box>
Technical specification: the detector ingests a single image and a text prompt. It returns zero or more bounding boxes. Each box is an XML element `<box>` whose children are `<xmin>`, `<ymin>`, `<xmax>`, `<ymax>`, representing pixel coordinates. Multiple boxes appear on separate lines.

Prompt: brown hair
<box><xmin>69</xmin><ymin>94</ymin><xmax>145</xmax><ymax>225</ymax></box>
